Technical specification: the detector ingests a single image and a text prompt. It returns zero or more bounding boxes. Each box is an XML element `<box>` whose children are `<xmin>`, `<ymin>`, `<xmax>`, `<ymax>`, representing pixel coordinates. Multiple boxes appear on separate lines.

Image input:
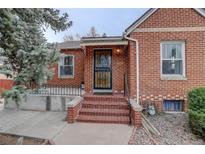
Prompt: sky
<box><xmin>44</xmin><ymin>8</ymin><xmax>148</xmax><ymax>43</ymax></box>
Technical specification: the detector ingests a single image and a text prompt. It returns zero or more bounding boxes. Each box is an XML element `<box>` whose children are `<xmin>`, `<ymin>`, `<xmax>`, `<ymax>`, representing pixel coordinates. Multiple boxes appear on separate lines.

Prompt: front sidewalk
<box><xmin>0</xmin><ymin>109</ymin><xmax>133</xmax><ymax>144</ymax></box>
<box><xmin>0</xmin><ymin>109</ymin><xmax>67</xmax><ymax>139</ymax></box>
<box><xmin>53</xmin><ymin>123</ymin><xmax>133</xmax><ymax>145</ymax></box>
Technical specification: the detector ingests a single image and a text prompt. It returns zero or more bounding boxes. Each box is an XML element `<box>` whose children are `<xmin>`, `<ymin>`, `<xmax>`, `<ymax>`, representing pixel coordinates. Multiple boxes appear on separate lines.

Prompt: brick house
<box><xmin>48</xmin><ymin>8</ymin><xmax>205</xmax><ymax>125</ymax></box>
<box><xmin>48</xmin><ymin>41</ymin><xmax>84</xmax><ymax>87</ymax></box>
<box><xmin>0</xmin><ymin>57</ymin><xmax>13</xmax><ymax>94</ymax></box>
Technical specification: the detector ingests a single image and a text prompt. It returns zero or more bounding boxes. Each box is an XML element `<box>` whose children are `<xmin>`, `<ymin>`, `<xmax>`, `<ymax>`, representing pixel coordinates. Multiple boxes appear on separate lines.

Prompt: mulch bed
<box><xmin>0</xmin><ymin>133</ymin><xmax>52</xmax><ymax>145</ymax></box>
<box><xmin>135</xmin><ymin>113</ymin><xmax>205</xmax><ymax>145</ymax></box>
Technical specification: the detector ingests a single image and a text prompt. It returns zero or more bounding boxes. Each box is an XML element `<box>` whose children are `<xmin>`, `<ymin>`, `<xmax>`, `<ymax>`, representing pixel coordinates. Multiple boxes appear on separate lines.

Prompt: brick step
<box><xmin>83</xmin><ymin>95</ymin><xmax>127</xmax><ymax>102</ymax></box>
<box><xmin>82</xmin><ymin>101</ymin><xmax>129</xmax><ymax>109</ymax></box>
<box><xmin>79</xmin><ymin>108</ymin><xmax>129</xmax><ymax>116</ymax></box>
<box><xmin>77</xmin><ymin>115</ymin><xmax>130</xmax><ymax>124</ymax></box>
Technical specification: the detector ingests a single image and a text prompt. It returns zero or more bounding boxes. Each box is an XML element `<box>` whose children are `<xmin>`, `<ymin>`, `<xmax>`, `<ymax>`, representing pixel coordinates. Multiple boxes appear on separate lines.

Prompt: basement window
<box><xmin>163</xmin><ymin>100</ymin><xmax>183</xmax><ymax>112</ymax></box>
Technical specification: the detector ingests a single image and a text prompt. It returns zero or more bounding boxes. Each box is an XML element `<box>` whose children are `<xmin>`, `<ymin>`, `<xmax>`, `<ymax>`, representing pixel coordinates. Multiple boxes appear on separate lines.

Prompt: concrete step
<box><xmin>82</xmin><ymin>101</ymin><xmax>129</xmax><ymax>109</ymax></box>
<box><xmin>77</xmin><ymin>115</ymin><xmax>130</xmax><ymax>124</ymax></box>
<box><xmin>83</xmin><ymin>95</ymin><xmax>127</xmax><ymax>102</ymax></box>
<box><xmin>79</xmin><ymin>108</ymin><xmax>130</xmax><ymax>116</ymax></box>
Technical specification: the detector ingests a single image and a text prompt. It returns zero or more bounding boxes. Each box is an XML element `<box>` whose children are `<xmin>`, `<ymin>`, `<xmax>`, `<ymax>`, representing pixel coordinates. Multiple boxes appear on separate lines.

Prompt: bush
<box><xmin>188</xmin><ymin>87</ymin><xmax>205</xmax><ymax>138</ymax></box>
<box><xmin>2</xmin><ymin>86</ymin><xmax>25</xmax><ymax>108</ymax></box>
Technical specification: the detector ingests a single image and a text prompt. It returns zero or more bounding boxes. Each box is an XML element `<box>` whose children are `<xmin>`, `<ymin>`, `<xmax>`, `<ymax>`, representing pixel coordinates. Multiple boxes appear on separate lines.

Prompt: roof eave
<box><xmin>80</xmin><ymin>40</ymin><xmax>128</xmax><ymax>46</ymax></box>
<box><xmin>80</xmin><ymin>36</ymin><xmax>128</xmax><ymax>46</ymax></box>
<box><xmin>125</xmin><ymin>8</ymin><xmax>158</xmax><ymax>36</ymax></box>
<box><xmin>58</xmin><ymin>47</ymin><xmax>82</xmax><ymax>50</ymax></box>
<box><xmin>194</xmin><ymin>8</ymin><xmax>205</xmax><ymax>17</ymax></box>
<box><xmin>81</xmin><ymin>36</ymin><xmax>123</xmax><ymax>41</ymax></box>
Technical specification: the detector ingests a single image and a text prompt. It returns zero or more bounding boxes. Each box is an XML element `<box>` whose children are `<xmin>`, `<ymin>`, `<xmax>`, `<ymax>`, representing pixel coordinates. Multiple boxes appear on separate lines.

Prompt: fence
<box><xmin>30</xmin><ymin>84</ymin><xmax>82</xmax><ymax>96</ymax></box>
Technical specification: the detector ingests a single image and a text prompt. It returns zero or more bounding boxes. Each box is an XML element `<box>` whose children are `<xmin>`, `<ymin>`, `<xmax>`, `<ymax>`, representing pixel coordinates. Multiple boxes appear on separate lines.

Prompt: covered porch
<box><xmin>80</xmin><ymin>36</ymin><xmax>129</xmax><ymax>95</ymax></box>
<box><xmin>66</xmin><ymin>37</ymin><xmax>142</xmax><ymax>126</ymax></box>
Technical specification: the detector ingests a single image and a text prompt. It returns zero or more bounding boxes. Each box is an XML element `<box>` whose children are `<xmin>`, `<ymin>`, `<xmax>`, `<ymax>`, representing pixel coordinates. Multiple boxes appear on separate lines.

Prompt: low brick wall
<box><xmin>131</xmin><ymin>108</ymin><xmax>142</xmax><ymax>127</ymax></box>
<box><xmin>130</xmin><ymin>99</ymin><xmax>142</xmax><ymax>127</ymax></box>
<box><xmin>67</xmin><ymin>96</ymin><xmax>83</xmax><ymax>123</ymax></box>
<box><xmin>67</xmin><ymin>103</ymin><xmax>82</xmax><ymax>123</ymax></box>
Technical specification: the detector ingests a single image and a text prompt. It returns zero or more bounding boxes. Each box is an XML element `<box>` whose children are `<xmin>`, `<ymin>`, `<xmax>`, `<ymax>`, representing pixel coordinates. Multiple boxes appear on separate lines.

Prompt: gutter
<box><xmin>124</xmin><ymin>35</ymin><xmax>140</xmax><ymax>104</ymax></box>
<box><xmin>81</xmin><ymin>36</ymin><xmax>123</xmax><ymax>41</ymax></box>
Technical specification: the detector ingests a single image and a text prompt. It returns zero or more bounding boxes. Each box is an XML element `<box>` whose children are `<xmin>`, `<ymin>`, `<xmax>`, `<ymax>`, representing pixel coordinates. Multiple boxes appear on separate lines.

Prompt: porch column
<box><xmin>67</xmin><ymin>96</ymin><xmax>83</xmax><ymax>123</ymax></box>
<box><xmin>84</xmin><ymin>47</ymin><xmax>93</xmax><ymax>93</ymax></box>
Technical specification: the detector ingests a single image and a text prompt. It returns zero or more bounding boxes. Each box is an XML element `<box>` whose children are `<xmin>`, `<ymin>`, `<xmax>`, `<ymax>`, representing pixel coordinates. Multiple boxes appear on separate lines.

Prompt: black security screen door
<box><xmin>94</xmin><ymin>50</ymin><xmax>112</xmax><ymax>89</ymax></box>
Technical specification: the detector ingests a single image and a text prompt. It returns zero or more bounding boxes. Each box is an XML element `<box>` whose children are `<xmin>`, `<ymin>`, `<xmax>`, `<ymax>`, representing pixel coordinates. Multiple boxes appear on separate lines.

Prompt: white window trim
<box><xmin>160</xmin><ymin>41</ymin><xmax>186</xmax><ymax>80</ymax></box>
<box><xmin>58</xmin><ymin>54</ymin><xmax>74</xmax><ymax>78</ymax></box>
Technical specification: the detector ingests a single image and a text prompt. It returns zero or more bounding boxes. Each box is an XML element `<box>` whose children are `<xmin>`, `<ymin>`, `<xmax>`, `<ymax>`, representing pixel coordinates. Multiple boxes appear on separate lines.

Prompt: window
<box><xmin>58</xmin><ymin>55</ymin><xmax>74</xmax><ymax>78</ymax></box>
<box><xmin>161</xmin><ymin>41</ymin><xmax>185</xmax><ymax>78</ymax></box>
<box><xmin>163</xmin><ymin>100</ymin><xmax>183</xmax><ymax>111</ymax></box>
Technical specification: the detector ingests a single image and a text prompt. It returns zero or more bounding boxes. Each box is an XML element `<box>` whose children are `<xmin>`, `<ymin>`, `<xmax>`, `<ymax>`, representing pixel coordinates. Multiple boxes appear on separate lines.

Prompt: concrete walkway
<box><xmin>0</xmin><ymin>109</ymin><xmax>67</xmax><ymax>139</ymax></box>
<box><xmin>53</xmin><ymin>123</ymin><xmax>133</xmax><ymax>145</ymax></box>
<box><xmin>0</xmin><ymin>109</ymin><xmax>133</xmax><ymax>144</ymax></box>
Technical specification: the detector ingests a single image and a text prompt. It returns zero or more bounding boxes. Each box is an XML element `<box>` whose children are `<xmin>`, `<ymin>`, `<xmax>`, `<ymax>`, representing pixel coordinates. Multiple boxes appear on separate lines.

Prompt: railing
<box><xmin>124</xmin><ymin>73</ymin><xmax>132</xmax><ymax>125</ymax></box>
<box><xmin>30</xmin><ymin>84</ymin><xmax>82</xmax><ymax>96</ymax></box>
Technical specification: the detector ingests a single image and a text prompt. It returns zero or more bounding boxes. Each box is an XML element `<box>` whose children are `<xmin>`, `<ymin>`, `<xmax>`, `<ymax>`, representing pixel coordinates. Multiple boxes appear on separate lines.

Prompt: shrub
<box><xmin>188</xmin><ymin>87</ymin><xmax>205</xmax><ymax>138</ymax></box>
<box><xmin>2</xmin><ymin>86</ymin><xmax>25</xmax><ymax>108</ymax></box>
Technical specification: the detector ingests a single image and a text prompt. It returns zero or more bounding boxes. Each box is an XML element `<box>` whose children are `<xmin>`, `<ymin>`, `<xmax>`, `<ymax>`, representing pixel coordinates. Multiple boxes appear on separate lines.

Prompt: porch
<box><xmin>75</xmin><ymin>93</ymin><xmax>131</xmax><ymax>124</ymax></box>
<box><xmin>81</xmin><ymin>36</ymin><xmax>129</xmax><ymax>95</ymax></box>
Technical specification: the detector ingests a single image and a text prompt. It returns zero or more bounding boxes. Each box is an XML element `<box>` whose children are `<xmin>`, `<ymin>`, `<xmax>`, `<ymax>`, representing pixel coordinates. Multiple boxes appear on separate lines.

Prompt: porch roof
<box><xmin>80</xmin><ymin>36</ymin><xmax>128</xmax><ymax>46</ymax></box>
<box><xmin>57</xmin><ymin>41</ymin><xmax>81</xmax><ymax>50</ymax></box>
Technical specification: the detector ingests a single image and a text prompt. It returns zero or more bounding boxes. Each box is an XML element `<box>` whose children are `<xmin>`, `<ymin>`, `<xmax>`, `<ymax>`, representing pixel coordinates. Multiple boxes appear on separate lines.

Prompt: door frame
<box><xmin>93</xmin><ymin>49</ymin><xmax>112</xmax><ymax>90</ymax></box>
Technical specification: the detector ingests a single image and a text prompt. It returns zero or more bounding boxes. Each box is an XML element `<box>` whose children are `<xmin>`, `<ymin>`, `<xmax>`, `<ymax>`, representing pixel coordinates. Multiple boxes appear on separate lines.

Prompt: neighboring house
<box><xmin>0</xmin><ymin>57</ymin><xmax>13</xmax><ymax>94</ymax></box>
<box><xmin>51</xmin><ymin>8</ymin><xmax>205</xmax><ymax>113</ymax></box>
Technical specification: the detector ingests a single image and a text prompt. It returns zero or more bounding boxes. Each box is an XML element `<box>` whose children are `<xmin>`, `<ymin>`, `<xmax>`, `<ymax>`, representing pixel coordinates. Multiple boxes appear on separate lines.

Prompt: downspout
<box><xmin>124</xmin><ymin>35</ymin><xmax>140</xmax><ymax>105</ymax></box>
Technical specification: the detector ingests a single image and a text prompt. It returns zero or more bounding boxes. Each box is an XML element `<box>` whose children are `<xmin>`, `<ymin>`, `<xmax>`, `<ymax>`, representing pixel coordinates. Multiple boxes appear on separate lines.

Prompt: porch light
<box><xmin>115</xmin><ymin>48</ymin><xmax>122</xmax><ymax>54</ymax></box>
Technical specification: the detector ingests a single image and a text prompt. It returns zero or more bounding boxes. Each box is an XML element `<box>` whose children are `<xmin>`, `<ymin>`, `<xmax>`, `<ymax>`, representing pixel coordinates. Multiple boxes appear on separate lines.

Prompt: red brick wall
<box><xmin>131</xmin><ymin>108</ymin><xmax>142</xmax><ymax>127</ymax></box>
<box><xmin>84</xmin><ymin>45</ymin><xmax>127</xmax><ymax>94</ymax></box>
<box><xmin>139</xmin><ymin>8</ymin><xmax>205</xmax><ymax>28</ymax></box>
<box><xmin>0</xmin><ymin>79</ymin><xmax>13</xmax><ymax>94</ymax></box>
<box><xmin>129</xmin><ymin>8</ymin><xmax>205</xmax><ymax>111</ymax></box>
<box><xmin>48</xmin><ymin>49</ymin><xmax>84</xmax><ymax>86</ymax></box>
<box><xmin>67</xmin><ymin>102</ymin><xmax>82</xmax><ymax>123</ymax></box>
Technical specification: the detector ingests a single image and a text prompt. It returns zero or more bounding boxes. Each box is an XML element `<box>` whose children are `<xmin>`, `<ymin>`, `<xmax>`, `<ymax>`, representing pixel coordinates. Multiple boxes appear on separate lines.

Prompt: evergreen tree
<box><xmin>0</xmin><ymin>9</ymin><xmax>72</xmax><ymax>105</ymax></box>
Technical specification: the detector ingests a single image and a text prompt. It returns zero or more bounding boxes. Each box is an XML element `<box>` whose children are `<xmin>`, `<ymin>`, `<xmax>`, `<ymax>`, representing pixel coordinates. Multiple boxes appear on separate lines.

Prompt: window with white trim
<box><xmin>161</xmin><ymin>41</ymin><xmax>185</xmax><ymax>77</ymax></box>
<box><xmin>58</xmin><ymin>55</ymin><xmax>74</xmax><ymax>78</ymax></box>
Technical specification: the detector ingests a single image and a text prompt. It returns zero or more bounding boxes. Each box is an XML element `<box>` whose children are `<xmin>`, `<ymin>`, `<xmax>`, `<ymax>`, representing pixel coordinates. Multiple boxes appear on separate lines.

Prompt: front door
<box><xmin>94</xmin><ymin>49</ymin><xmax>112</xmax><ymax>90</ymax></box>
